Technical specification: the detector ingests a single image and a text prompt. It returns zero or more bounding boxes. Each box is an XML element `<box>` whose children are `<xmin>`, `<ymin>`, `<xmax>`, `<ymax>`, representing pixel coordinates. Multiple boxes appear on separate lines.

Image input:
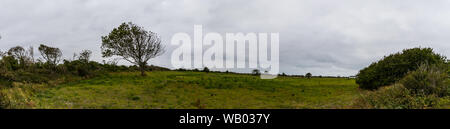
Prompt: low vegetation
<box><xmin>355</xmin><ymin>49</ymin><xmax>449</xmax><ymax>109</ymax></box>
<box><xmin>353</xmin><ymin>85</ymin><xmax>446</xmax><ymax>109</ymax></box>
<box><xmin>2</xmin><ymin>71</ymin><xmax>359</xmax><ymax>109</ymax></box>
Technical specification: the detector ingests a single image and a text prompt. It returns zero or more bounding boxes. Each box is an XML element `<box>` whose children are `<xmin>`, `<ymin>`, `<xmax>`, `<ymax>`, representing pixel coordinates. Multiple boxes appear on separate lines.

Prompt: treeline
<box><xmin>0</xmin><ymin>44</ymin><xmax>169</xmax><ymax>87</ymax></box>
<box><xmin>1</xmin><ymin>22</ymin><xmax>169</xmax><ymax>87</ymax></box>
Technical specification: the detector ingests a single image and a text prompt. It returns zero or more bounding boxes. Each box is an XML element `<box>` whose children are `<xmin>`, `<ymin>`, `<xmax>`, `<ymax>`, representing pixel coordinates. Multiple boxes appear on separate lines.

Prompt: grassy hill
<box><xmin>9</xmin><ymin>71</ymin><xmax>360</xmax><ymax>109</ymax></box>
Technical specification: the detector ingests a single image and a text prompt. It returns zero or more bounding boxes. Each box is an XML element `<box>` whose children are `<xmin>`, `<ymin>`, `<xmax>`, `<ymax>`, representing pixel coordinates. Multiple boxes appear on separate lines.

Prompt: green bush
<box><xmin>0</xmin><ymin>56</ymin><xmax>19</xmax><ymax>71</ymax></box>
<box><xmin>0</xmin><ymin>77</ymin><xmax>12</xmax><ymax>87</ymax></box>
<box><xmin>354</xmin><ymin>85</ymin><xmax>441</xmax><ymax>109</ymax></box>
<box><xmin>356</xmin><ymin>48</ymin><xmax>447</xmax><ymax>90</ymax></box>
<box><xmin>401</xmin><ymin>64</ymin><xmax>449</xmax><ymax>96</ymax></box>
<box><xmin>447</xmin><ymin>62</ymin><xmax>450</xmax><ymax>75</ymax></box>
<box><xmin>12</xmin><ymin>71</ymin><xmax>50</xmax><ymax>83</ymax></box>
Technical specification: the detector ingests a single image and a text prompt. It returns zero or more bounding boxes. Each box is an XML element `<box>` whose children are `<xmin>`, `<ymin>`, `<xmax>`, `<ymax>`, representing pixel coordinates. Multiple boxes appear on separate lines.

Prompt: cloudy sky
<box><xmin>1</xmin><ymin>0</ymin><xmax>449</xmax><ymax>76</ymax></box>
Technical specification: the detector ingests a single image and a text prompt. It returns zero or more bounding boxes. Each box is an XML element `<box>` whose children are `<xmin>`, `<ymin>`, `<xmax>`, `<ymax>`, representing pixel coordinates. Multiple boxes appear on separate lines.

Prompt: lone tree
<box><xmin>38</xmin><ymin>44</ymin><xmax>62</xmax><ymax>66</ymax></box>
<box><xmin>305</xmin><ymin>73</ymin><xmax>312</xmax><ymax>79</ymax></box>
<box><xmin>203</xmin><ymin>67</ymin><xmax>210</xmax><ymax>73</ymax></box>
<box><xmin>101</xmin><ymin>22</ymin><xmax>165</xmax><ymax>76</ymax></box>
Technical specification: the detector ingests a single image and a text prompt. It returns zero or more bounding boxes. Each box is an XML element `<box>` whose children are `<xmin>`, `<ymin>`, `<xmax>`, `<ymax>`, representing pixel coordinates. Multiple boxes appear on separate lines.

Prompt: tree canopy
<box><xmin>38</xmin><ymin>44</ymin><xmax>62</xmax><ymax>66</ymax></box>
<box><xmin>101</xmin><ymin>22</ymin><xmax>164</xmax><ymax>76</ymax></box>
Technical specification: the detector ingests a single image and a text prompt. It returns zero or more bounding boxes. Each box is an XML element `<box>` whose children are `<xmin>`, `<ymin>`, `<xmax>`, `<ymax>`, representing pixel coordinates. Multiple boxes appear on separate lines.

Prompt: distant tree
<box><xmin>177</xmin><ymin>68</ymin><xmax>187</xmax><ymax>71</ymax></box>
<box><xmin>203</xmin><ymin>67</ymin><xmax>210</xmax><ymax>73</ymax></box>
<box><xmin>7</xmin><ymin>46</ymin><xmax>27</xmax><ymax>62</ymax></box>
<box><xmin>252</xmin><ymin>69</ymin><xmax>261</xmax><ymax>76</ymax></box>
<box><xmin>281</xmin><ymin>73</ymin><xmax>287</xmax><ymax>76</ymax></box>
<box><xmin>305</xmin><ymin>73</ymin><xmax>312</xmax><ymax>79</ymax></box>
<box><xmin>38</xmin><ymin>44</ymin><xmax>62</xmax><ymax>66</ymax></box>
<box><xmin>5</xmin><ymin>46</ymin><xmax>34</xmax><ymax>68</ymax></box>
<box><xmin>101</xmin><ymin>22</ymin><xmax>165</xmax><ymax>76</ymax></box>
<box><xmin>193</xmin><ymin>68</ymin><xmax>200</xmax><ymax>72</ymax></box>
<box><xmin>78</xmin><ymin>50</ymin><xmax>92</xmax><ymax>63</ymax></box>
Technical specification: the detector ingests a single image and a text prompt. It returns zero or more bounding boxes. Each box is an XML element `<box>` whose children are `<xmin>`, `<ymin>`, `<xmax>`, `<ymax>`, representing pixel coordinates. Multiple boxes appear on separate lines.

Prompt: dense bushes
<box><xmin>355</xmin><ymin>63</ymin><xmax>449</xmax><ymax>109</ymax></box>
<box><xmin>401</xmin><ymin>64</ymin><xmax>449</xmax><ymax>96</ymax></box>
<box><xmin>356</xmin><ymin>48</ymin><xmax>447</xmax><ymax>90</ymax></box>
<box><xmin>0</xmin><ymin>45</ymin><xmax>169</xmax><ymax>88</ymax></box>
<box><xmin>355</xmin><ymin>48</ymin><xmax>449</xmax><ymax>108</ymax></box>
<box><xmin>63</xmin><ymin>60</ymin><xmax>103</xmax><ymax>77</ymax></box>
<box><xmin>354</xmin><ymin>85</ymin><xmax>441</xmax><ymax>109</ymax></box>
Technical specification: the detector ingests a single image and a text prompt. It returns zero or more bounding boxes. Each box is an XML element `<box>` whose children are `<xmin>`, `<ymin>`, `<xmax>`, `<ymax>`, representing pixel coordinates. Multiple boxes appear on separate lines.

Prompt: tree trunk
<box><xmin>140</xmin><ymin>64</ymin><xmax>147</xmax><ymax>76</ymax></box>
<box><xmin>140</xmin><ymin>69</ymin><xmax>146</xmax><ymax>76</ymax></box>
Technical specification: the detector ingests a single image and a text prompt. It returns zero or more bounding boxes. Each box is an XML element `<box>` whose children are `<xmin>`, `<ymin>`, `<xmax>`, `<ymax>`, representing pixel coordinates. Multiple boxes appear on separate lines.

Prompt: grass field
<box><xmin>24</xmin><ymin>71</ymin><xmax>361</xmax><ymax>109</ymax></box>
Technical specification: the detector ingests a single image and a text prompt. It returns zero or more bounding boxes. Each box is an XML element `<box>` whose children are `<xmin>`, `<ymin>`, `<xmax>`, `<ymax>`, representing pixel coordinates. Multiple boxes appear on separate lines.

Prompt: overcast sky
<box><xmin>1</xmin><ymin>0</ymin><xmax>449</xmax><ymax>76</ymax></box>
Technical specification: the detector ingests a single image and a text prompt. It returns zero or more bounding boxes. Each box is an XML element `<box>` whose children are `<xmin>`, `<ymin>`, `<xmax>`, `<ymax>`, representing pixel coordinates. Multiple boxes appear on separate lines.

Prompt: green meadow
<box><xmin>21</xmin><ymin>71</ymin><xmax>360</xmax><ymax>109</ymax></box>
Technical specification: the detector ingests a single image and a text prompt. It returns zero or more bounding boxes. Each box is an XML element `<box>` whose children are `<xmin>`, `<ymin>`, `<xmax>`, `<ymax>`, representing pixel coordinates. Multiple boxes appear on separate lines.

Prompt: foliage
<box><xmin>0</xmin><ymin>83</ymin><xmax>47</xmax><ymax>109</ymax></box>
<box><xmin>38</xmin><ymin>44</ymin><xmax>62</xmax><ymax>67</ymax></box>
<box><xmin>305</xmin><ymin>73</ymin><xmax>312</xmax><ymax>79</ymax></box>
<box><xmin>63</xmin><ymin>60</ymin><xmax>101</xmax><ymax>77</ymax></box>
<box><xmin>78</xmin><ymin>50</ymin><xmax>92</xmax><ymax>63</ymax></box>
<box><xmin>7</xmin><ymin>46</ymin><xmax>33</xmax><ymax>68</ymax></box>
<box><xmin>354</xmin><ymin>85</ymin><xmax>442</xmax><ymax>109</ymax></box>
<box><xmin>252</xmin><ymin>69</ymin><xmax>260</xmax><ymax>76</ymax></box>
<box><xmin>400</xmin><ymin>64</ymin><xmax>449</xmax><ymax>97</ymax></box>
<box><xmin>101</xmin><ymin>22</ymin><xmax>165</xmax><ymax>76</ymax></box>
<box><xmin>356</xmin><ymin>48</ymin><xmax>447</xmax><ymax>90</ymax></box>
<box><xmin>203</xmin><ymin>67</ymin><xmax>210</xmax><ymax>73</ymax></box>
<box><xmin>0</xmin><ymin>56</ymin><xmax>19</xmax><ymax>71</ymax></box>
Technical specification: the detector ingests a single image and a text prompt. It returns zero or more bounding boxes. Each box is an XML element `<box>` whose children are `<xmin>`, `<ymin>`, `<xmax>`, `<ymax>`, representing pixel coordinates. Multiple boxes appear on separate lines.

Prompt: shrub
<box><xmin>447</xmin><ymin>61</ymin><xmax>450</xmax><ymax>75</ymax></box>
<box><xmin>0</xmin><ymin>56</ymin><xmax>19</xmax><ymax>71</ymax></box>
<box><xmin>354</xmin><ymin>85</ymin><xmax>440</xmax><ymax>109</ymax></box>
<box><xmin>356</xmin><ymin>48</ymin><xmax>446</xmax><ymax>90</ymax></box>
<box><xmin>400</xmin><ymin>64</ymin><xmax>449</xmax><ymax>97</ymax></box>
<box><xmin>0</xmin><ymin>78</ymin><xmax>12</xmax><ymax>87</ymax></box>
<box><xmin>145</xmin><ymin>65</ymin><xmax>170</xmax><ymax>71</ymax></box>
<box><xmin>12</xmin><ymin>71</ymin><xmax>50</xmax><ymax>83</ymax></box>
